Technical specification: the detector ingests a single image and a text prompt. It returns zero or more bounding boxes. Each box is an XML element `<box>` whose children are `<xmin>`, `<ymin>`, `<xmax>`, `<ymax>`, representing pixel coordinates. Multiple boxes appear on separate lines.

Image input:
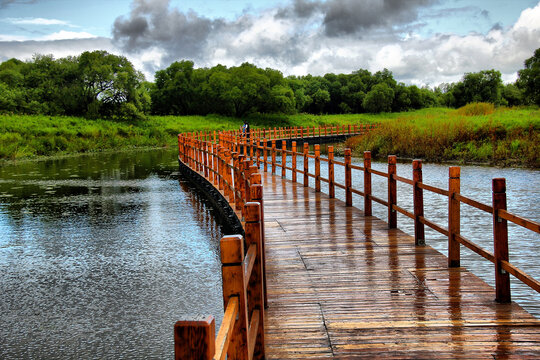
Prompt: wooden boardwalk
<box><xmin>261</xmin><ymin>172</ymin><xmax>540</xmax><ymax>359</ymax></box>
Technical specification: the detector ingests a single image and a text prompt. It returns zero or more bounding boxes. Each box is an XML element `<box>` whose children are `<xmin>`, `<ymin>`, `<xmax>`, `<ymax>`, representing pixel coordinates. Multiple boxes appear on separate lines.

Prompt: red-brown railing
<box><xmin>176</xmin><ymin>133</ymin><xmax>266</xmax><ymax>360</ymax></box>
<box><xmin>250</xmin><ymin>138</ymin><xmax>539</xmax><ymax>303</ymax></box>
<box><xmin>175</xmin><ymin>125</ymin><xmax>539</xmax><ymax>358</ymax></box>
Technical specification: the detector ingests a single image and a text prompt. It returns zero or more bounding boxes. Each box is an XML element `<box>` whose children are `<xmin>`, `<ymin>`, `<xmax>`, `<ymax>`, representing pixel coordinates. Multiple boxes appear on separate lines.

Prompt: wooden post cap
<box><xmin>449</xmin><ymin>166</ymin><xmax>460</xmax><ymax>178</ymax></box>
<box><xmin>250</xmin><ymin>184</ymin><xmax>263</xmax><ymax>200</ymax></box>
<box><xmin>344</xmin><ymin>148</ymin><xmax>351</xmax><ymax>156</ymax></box>
<box><xmin>492</xmin><ymin>178</ymin><xmax>506</xmax><ymax>193</ymax></box>
<box><xmin>220</xmin><ymin>235</ymin><xmax>244</xmax><ymax>264</ymax></box>
<box><xmin>388</xmin><ymin>155</ymin><xmax>397</xmax><ymax>164</ymax></box>
<box><xmin>250</xmin><ymin>173</ymin><xmax>262</xmax><ymax>184</ymax></box>
<box><xmin>244</xmin><ymin>202</ymin><xmax>261</xmax><ymax>222</ymax></box>
<box><xmin>413</xmin><ymin>159</ymin><xmax>422</xmax><ymax>170</ymax></box>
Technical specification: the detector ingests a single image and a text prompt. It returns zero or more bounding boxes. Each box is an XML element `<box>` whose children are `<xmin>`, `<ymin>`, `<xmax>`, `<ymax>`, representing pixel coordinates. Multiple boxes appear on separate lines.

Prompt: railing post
<box><xmin>328</xmin><ymin>146</ymin><xmax>335</xmax><ymax>198</ymax></box>
<box><xmin>345</xmin><ymin>148</ymin><xmax>352</xmax><ymax>206</ymax></box>
<box><xmin>303</xmin><ymin>143</ymin><xmax>309</xmax><ymax>187</ymax></box>
<box><xmin>250</xmin><ymin>138</ymin><xmax>254</xmax><ymax>161</ymax></box>
<box><xmin>250</xmin><ymin>175</ymin><xmax>267</xmax><ymax>309</ymax></box>
<box><xmin>225</xmin><ymin>149</ymin><xmax>232</xmax><ymax>200</ymax></box>
<box><xmin>203</xmin><ymin>141</ymin><xmax>209</xmax><ymax>179</ymax></box>
<box><xmin>244</xmin><ymin>201</ymin><xmax>266</xmax><ymax>358</ymax></box>
<box><xmin>232</xmin><ymin>152</ymin><xmax>240</xmax><ymax>210</ymax></box>
<box><xmin>315</xmin><ymin>144</ymin><xmax>321</xmax><ymax>192</ymax></box>
<box><xmin>174</xmin><ymin>316</ymin><xmax>215</xmax><ymax>360</ymax></box>
<box><xmin>281</xmin><ymin>141</ymin><xmax>287</xmax><ymax>178</ymax></box>
<box><xmin>413</xmin><ymin>160</ymin><xmax>425</xmax><ymax>246</ymax></box>
<box><xmin>388</xmin><ymin>155</ymin><xmax>397</xmax><ymax>229</ymax></box>
<box><xmin>220</xmin><ymin>235</ymin><xmax>249</xmax><ymax>360</ymax></box>
<box><xmin>364</xmin><ymin>151</ymin><xmax>372</xmax><ymax>216</ymax></box>
<box><xmin>493</xmin><ymin>178</ymin><xmax>511</xmax><ymax>303</ymax></box>
<box><xmin>292</xmin><ymin>141</ymin><xmax>297</xmax><ymax>183</ymax></box>
<box><xmin>448</xmin><ymin>167</ymin><xmax>461</xmax><ymax>267</ymax></box>
<box><xmin>263</xmin><ymin>139</ymin><xmax>268</xmax><ymax>173</ymax></box>
<box><xmin>271</xmin><ymin>140</ymin><xmax>276</xmax><ymax>175</ymax></box>
<box><xmin>256</xmin><ymin>139</ymin><xmax>261</xmax><ymax>169</ymax></box>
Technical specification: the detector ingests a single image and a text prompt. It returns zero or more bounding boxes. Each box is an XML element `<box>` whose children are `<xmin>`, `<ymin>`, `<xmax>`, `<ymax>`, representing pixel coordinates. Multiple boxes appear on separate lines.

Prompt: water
<box><xmin>0</xmin><ymin>149</ymin><xmax>225</xmax><ymax>359</ymax></box>
<box><xmin>279</xmin><ymin>146</ymin><xmax>540</xmax><ymax>317</ymax></box>
<box><xmin>1</xmin><ymin>148</ymin><xmax>538</xmax><ymax>359</ymax></box>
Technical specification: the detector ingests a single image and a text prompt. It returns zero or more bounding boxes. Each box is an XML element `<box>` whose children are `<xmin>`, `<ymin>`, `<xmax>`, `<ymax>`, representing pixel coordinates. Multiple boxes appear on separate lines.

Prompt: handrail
<box><xmin>175</xmin><ymin>132</ymin><xmax>266</xmax><ymax>360</ymax></box>
<box><xmin>217</xmin><ymin>128</ymin><xmax>539</xmax><ymax>303</ymax></box>
<box><xmin>175</xmin><ymin>125</ymin><xmax>539</xmax><ymax>358</ymax></box>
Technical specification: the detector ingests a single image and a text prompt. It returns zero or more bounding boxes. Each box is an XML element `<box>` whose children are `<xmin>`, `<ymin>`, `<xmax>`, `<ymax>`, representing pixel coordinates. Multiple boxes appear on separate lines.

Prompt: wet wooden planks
<box><xmin>261</xmin><ymin>172</ymin><xmax>540</xmax><ymax>359</ymax></box>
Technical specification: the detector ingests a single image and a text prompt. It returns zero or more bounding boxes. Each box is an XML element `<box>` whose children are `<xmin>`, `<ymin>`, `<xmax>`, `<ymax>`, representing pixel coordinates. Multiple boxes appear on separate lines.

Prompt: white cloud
<box><xmin>41</xmin><ymin>30</ymin><xmax>97</xmax><ymax>41</ymax></box>
<box><xmin>1</xmin><ymin>1</ymin><xmax>539</xmax><ymax>86</ymax></box>
<box><xmin>6</xmin><ymin>17</ymin><xmax>75</xmax><ymax>26</ymax></box>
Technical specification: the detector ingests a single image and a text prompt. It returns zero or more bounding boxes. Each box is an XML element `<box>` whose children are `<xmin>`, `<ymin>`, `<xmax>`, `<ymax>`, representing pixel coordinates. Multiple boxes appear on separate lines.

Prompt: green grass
<box><xmin>1</xmin><ymin>107</ymin><xmax>539</xmax><ymax>167</ymax></box>
<box><xmin>345</xmin><ymin>106</ymin><xmax>540</xmax><ymax>167</ymax></box>
<box><xmin>0</xmin><ymin>113</ymin><xmax>382</xmax><ymax>161</ymax></box>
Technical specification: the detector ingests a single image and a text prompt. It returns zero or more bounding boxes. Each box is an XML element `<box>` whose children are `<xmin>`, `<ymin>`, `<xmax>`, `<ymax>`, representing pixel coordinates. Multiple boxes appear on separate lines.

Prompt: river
<box><xmin>0</xmin><ymin>149</ymin><xmax>225</xmax><ymax>359</ymax></box>
<box><xmin>0</xmin><ymin>148</ymin><xmax>538</xmax><ymax>358</ymax></box>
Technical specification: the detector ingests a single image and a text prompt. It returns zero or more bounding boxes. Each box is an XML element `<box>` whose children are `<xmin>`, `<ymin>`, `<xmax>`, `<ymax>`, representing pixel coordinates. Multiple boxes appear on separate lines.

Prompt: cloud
<box><xmin>112</xmin><ymin>0</ymin><xmax>215</xmax><ymax>60</ymax></box>
<box><xmin>2</xmin><ymin>0</ymin><xmax>539</xmax><ymax>86</ymax></box>
<box><xmin>0</xmin><ymin>37</ymin><xmax>115</xmax><ymax>62</ymax></box>
<box><xmin>0</xmin><ymin>0</ymin><xmax>37</xmax><ymax>8</ymax></box>
<box><xmin>6</xmin><ymin>17</ymin><xmax>74</xmax><ymax>26</ymax></box>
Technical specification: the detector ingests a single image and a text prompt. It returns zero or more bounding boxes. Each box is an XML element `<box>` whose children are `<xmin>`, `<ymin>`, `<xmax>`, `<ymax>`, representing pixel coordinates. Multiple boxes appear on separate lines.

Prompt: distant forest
<box><xmin>0</xmin><ymin>48</ymin><xmax>539</xmax><ymax>120</ymax></box>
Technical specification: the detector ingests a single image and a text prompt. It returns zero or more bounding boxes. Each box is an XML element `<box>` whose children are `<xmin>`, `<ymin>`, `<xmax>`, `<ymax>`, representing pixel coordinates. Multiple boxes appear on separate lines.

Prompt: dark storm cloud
<box><xmin>112</xmin><ymin>0</ymin><xmax>217</xmax><ymax>60</ymax></box>
<box><xmin>0</xmin><ymin>0</ymin><xmax>37</xmax><ymax>8</ymax></box>
<box><xmin>276</xmin><ymin>0</ymin><xmax>322</xmax><ymax>18</ymax></box>
<box><xmin>322</xmin><ymin>0</ymin><xmax>434</xmax><ymax>36</ymax></box>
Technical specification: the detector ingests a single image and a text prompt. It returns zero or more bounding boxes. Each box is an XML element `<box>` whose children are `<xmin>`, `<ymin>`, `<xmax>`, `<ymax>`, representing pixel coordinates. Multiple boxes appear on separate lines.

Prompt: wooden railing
<box><xmin>250</xmin><ymin>139</ymin><xmax>539</xmax><ymax>302</ymax></box>
<box><xmin>175</xmin><ymin>126</ymin><xmax>539</xmax><ymax>358</ymax></box>
<box><xmin>175</xmin><ymin>133</ymin><xmax>266</xmax><ymax>360</ymax></box>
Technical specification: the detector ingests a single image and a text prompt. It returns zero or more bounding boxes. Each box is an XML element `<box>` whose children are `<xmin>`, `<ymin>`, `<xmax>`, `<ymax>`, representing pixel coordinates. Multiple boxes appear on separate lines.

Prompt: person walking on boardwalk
<box><xmin>242</xmin><ymin>119</ymin><xmax>250</xmax><ymax>139</ymax></box>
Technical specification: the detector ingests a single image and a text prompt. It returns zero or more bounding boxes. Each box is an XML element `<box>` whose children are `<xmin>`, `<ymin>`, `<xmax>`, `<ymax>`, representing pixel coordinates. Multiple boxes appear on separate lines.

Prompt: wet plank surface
<box><xmin>261</xmin><ymin>172</ymin><xmax>540</xmax><ymax>359</ymax></box>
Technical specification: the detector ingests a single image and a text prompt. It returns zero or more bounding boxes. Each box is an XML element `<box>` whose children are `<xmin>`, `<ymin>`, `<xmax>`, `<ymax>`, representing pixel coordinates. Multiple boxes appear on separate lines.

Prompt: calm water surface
<box><xmin>0</xmin><ymin>149</ymin><xmax>225</xmax><ymax>359</ymax></box>
<box><xmin>1</xmin><ymin>148</ymin><xmax>539</xmax><ymax>359</ymax></box>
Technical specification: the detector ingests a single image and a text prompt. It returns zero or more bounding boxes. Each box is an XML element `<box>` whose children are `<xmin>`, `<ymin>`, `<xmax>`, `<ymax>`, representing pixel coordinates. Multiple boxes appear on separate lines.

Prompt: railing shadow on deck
<box><xmin>175</xmin><ymin>125</ymin><xmax>539</xmax><ymax>359</ymax></box>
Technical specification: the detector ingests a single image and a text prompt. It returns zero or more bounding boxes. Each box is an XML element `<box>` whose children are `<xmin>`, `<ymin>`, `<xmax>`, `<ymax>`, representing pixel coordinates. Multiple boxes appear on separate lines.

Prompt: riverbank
<box><xmin>346</xmin><ymin>106</ymin><xmax>540</xmax><ymax>168</ymax></box>
<box><xmin>1</xmin><ymin>107</ymin><xmax>538</xmax><ymax>167</ymax></box>
<box><xmin>0</xmin><ymin>113</ymin><xmax>380</xmax><ymax>161</ymax></box>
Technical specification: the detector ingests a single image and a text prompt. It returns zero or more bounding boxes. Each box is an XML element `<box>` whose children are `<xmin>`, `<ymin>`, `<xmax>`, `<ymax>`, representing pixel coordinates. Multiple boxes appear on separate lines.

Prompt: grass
<box><xmin>345</xmin><ymin>106</ymin><xmax>540</xmax><ymax>167</ymax></box>
<box><xmin>0</xmin><ymin>113</ymin><xmax>381</xmax><ymax>161</ymax></box>
<box><xmin>1</xmin><ymin>107</ymin><xmax>539</xmax><ymax>167</ymax></box>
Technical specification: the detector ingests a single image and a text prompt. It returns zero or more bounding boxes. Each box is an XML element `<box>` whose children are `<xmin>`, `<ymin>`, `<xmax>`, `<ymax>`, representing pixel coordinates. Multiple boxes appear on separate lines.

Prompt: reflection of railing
<box><xmin>176</xmin><ymin>133</ymin><xmax>266</xmax><ymax>360</ymax></box>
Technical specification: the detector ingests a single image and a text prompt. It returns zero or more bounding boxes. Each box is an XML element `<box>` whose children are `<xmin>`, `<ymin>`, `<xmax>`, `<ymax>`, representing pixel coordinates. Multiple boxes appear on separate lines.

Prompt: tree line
<box><xmin>1</xmin><ymin>48</ymin><xmax>539</xmax><ymax>120</ymax></box>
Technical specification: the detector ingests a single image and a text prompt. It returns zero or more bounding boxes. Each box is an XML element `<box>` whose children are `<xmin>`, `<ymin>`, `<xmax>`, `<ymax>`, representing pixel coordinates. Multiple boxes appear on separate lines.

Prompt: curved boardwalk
<box><xmin>261</xmin><ymin>172</ymin><xmax>540</xmax><ymax>359</ymax></box>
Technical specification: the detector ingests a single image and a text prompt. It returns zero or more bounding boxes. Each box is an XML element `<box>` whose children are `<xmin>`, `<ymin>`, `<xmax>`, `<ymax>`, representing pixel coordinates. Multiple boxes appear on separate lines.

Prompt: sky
<box><xmin>0</xmin><ymin>0</ymin><xmax>539</xmax><ymax>86</ymax></box>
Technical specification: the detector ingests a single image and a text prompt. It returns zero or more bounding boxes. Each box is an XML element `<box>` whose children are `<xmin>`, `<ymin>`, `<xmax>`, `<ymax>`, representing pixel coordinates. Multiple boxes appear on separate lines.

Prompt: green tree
<box><xmin>78</xmin><ymin>50</ymin><xmax>144</xmax><ymax>119</ymax></box>
<box><xmin>452</xmin><ymin>69</ymin><xmax>503</xmax><ymax>107</ymax></box>
<box><xmin>517</xmin><ymin>48</ymin><xmax>540</xmax><ymax>106</ymax></box>
<box><xmin>363</xmin><ymin>83</ymin><xmax>394</xmax><ymax>113</ymax></box>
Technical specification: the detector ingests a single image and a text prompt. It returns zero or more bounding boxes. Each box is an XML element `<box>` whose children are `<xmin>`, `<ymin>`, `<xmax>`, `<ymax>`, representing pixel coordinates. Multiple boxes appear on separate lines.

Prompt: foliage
<box><xmin>345</xmin><ymin>107</ymin><xmax>540</xmax><ymax>167</ymax></box>
<box><xmin>517</xmin><ymin>48</ymin><xmax>540</xmax><ymax>106</ymax></box>
<box><xmin>456</xmin><ymin>102</ymin><xmax>495</xmax><ymax>116</ymax></box>
<box><xmin>1</xmin><ymin>48</ymin><xmax>539</xmax><ymax>120</ymax></box>
<box><xmin>0</xmin><ymin>51</ymin><xmax>145</xmax><ymax>120</ymax></box>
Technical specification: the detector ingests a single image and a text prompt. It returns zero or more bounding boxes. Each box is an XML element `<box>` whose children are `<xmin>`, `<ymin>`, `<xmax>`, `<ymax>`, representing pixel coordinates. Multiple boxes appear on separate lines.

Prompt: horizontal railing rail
<box><xmin>176</xmin><ymin>133</ymin><xmax>266</xmax><ymax>360</ymax></box>
<box><xmin>243</xmin><ymin>137</ymin><xmax>540</xmax><ymax>301</ymax></box>
<box><xmin>175</xmin><ymin>125</ymin><xmax>539</xmax><ymax>358</ymax></box>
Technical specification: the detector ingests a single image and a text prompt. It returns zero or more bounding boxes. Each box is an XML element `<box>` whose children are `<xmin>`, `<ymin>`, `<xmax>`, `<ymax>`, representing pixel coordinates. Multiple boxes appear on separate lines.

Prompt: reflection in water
<box><xmin>0</xmin><ymin>149</ymin><xmax>224</xmax><ymax>359</ymax></box>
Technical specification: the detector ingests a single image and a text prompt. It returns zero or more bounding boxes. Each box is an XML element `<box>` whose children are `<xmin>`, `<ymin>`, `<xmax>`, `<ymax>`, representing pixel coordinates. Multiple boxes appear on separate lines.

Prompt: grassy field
<box><xmin>1</xmin><ymin>106</ymin><xmax>538</xmax><ymax>167</ymax></box>
<box><xmin>0</xmin><ymin>113</ymin><xmax>381</xmax><ymax>161</ymax></box>
<box><xmin>346</xmin><ymin>105</ymin><xmax>540</xmax><ymax>167</ymax></box>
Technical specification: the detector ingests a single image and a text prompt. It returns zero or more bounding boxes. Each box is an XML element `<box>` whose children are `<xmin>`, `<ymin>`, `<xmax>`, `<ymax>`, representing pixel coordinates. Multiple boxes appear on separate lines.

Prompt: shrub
<box><xmin>456</xmin><ymin>102</ymin><xmax>495</xmax><ymax>116</ymax></box>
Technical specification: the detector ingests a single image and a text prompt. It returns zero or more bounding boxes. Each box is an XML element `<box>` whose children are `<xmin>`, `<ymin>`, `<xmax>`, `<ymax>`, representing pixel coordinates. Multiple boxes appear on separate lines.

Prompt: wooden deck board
<box><xmin>261</xmin><ymin>172</ymin><xmax>540</xmax><ymax>359</ymax></box>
